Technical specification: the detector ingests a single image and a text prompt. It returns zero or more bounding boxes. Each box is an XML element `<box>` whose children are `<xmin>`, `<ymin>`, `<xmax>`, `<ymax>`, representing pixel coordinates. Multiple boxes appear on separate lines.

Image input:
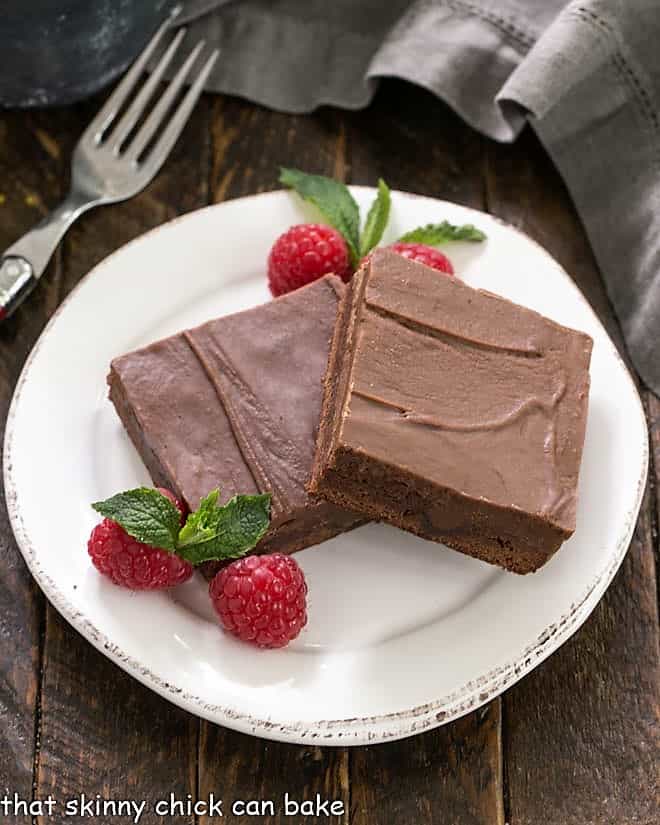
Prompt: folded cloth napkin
<box><xmin>178</xmin><ymin>0</ymin><xmax>660</xmax><ymax>395</ymax></box>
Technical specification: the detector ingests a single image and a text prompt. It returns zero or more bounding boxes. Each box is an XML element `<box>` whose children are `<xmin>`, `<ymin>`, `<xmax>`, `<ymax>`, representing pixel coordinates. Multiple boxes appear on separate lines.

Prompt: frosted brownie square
<box><xmin>109</xmin><ymin>276</ymin><xmax>363</xmax><ymax>572</ymax></box>
<box><xmin>309</xmin><ymin>250</ymin><xmax>592</xmax><ymax>573</ymax></box>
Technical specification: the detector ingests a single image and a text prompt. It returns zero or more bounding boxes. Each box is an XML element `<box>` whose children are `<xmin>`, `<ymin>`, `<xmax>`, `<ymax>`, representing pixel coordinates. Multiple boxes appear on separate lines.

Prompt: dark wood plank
<box><xmin>32</xmin><ymin>94</ymin><xmax>214</xmax><ymax>824</ymax></box>
<box><xmin>199</xmin><ymin>727</ymin><xmax>349</xmax><ymax>825</ymax></box>
<box><xmin>347</xmin><ymin>82</ymin><xmax>503</xmax><ymax>825</ymax></box>
<box><xmin>646</xmin><ymin>390</ymin><xmax>660</xmax><ymax>611</ymax></box>
<box><xmin>208</xmin><ymin>95</ymin><xmax>349</xmax><ymax>200</ymax></box>
<box><xmin>0</xmin><ymin>108</ymin><xmax>72</xmax><ymax>824</ymax></box>
<box><xmin>486</xmin><ymin>129</ymin><xmax>660</xmax><ymax>825</ymax></box>
<box><xmin>347</xmin><ymin>79</ymin><xmax>484</xmax><ymax>205</ymax></box>
<box><xmin>352</xmin><ymin>705</ymin><xmax>503</xmax><ymax>825</ymax></box>
<box><xmin>197</xmin><ymin>95</ymin><xmax>351</xmax><ymax>825</ymax></box>
<box><xmin>504</xmin><ymin>496</ymin><xmax>660</xmax><ymax>825</ymax></box>
<box><xmin>35</xmin><ymin>612</ymin><xmax>198</xmax><ymax>824</ymax></box>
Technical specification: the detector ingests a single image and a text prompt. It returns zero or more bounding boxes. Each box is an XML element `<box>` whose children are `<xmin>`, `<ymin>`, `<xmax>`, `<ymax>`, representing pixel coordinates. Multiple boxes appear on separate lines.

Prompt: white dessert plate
<box><xmin>4</xmin><ymin>189</ymin><xmax>648</xmax><ymax>745</ymax></box>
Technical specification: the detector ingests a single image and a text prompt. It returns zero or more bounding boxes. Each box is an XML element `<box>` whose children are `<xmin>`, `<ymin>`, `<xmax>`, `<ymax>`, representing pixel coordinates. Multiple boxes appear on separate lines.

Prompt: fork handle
<box><xmin>1</xmin><ymin>190</ymin><xmax>96</xmax><ymax>321</ymax></box>
<box><xmin>0</xmin><ymin>257</ymin><xmax>37</xmax><ymax>321</ymax></box>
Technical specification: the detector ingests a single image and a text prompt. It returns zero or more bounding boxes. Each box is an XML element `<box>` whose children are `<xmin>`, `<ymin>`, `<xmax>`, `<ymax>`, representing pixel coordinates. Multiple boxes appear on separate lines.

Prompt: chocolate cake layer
<box><xmin>109</xmin><ymin>276</ymin><xmax>363</xmax><ymax>572</ymax></box>
<box><xmin>309</xmin><ymin>249</ymin><xmax>593</xmax><ymax>574</ymax></box>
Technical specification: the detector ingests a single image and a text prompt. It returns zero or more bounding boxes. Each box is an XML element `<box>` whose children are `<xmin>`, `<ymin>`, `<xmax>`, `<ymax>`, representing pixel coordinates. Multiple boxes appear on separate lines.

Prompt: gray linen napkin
<box><xmin>178</xmin><ymin>0</ymin><xmax>660</xmax><ymax>395</ymax></box>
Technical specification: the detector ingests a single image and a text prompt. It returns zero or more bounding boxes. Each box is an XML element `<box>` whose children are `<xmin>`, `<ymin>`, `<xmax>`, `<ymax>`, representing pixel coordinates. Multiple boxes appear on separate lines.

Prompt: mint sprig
<box><xmin>279</xmin><ymin>169</ymin><xmax>487</xmax><ymax>270</ymax></box>
<box><xmin>397</xmin><ymin>221</ymin><xmax>486</xmax><ymax>245</ymax></box>
<box><xmin>92</xmin><ymin>488</ymin><xmax>271</xmax><ymax>565</ymax></box>
<box><xmin>280</xmin><ymin>168</ymin><xmax>361</xmax><ymax>265</ymax></box>
<box><xmin>360</xmin><ymin>179</ymin><xmax>391</xmax><ymax>257</ymax></box>
<box><xmin>177</xmin><ymin>492</ymin><xmax>272</xmax><ymax>565</ymax></box>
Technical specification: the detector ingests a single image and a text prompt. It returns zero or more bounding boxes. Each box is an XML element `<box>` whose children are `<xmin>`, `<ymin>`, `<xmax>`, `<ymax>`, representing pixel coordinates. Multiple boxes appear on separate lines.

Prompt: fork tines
<box><xmin>85</xmin><ymin>11</ymin><xmax>218</xmax><ymax>171</ymax></box>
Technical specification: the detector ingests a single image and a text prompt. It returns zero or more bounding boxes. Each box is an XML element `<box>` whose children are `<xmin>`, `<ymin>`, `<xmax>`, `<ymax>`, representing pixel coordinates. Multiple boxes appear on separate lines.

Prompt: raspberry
<box><xmin>268</xmin><ymin>223</ymin><xmax>351</xmax><ymax>296</ymax></box>
<box><xmin>209</xmin><ymin>553</ymin><xmax>308</xmax><ymax>648</ymax></box>
<box><xmin>386</xmin><ymin>242</ymin><xmax>454</xmax><ymax>274</ymax></box>
<box><xmin>87</xmin><ymin>489</ymin><xmax>192</xmax><ymax>589</ymax></box>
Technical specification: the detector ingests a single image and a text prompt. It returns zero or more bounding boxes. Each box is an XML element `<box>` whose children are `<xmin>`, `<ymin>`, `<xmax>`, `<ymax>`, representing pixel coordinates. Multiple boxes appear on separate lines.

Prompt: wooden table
<box><xmin>1</xmin><ymin>81</ymin><xmax>658</xmax><ymax>825</ymax></box>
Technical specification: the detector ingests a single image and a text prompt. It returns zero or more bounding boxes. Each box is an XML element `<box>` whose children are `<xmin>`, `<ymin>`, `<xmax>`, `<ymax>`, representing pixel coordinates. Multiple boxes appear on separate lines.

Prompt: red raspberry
<box><xmin>87</xmin><ymin>489</ymin><xmax>191</xmax><ymax>589</ymax></box>
<box><xmin>268</xmin><ymin>223</ymin><xmax>351</xmax><ymax>296</ymax></box>
<box><xmin>209</xmin><ymin>554</ymin><xmax>308</xmax><ymax>648</ymax></box>
<box><xmin>386</xmin><ymin>242</ymin><xmax>454</xmax><ymax>275</ymax></box>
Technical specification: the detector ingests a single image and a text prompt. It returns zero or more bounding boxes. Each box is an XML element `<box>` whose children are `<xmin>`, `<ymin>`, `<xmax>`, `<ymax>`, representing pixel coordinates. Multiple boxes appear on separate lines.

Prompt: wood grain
<box><xmin>347</xmin><ymin>82</ymin><xmax>504</xmax><ymax>825</ymax></box>
<box><xmin>485</xmin><ymin>129</ymin><xmax>660</xmax><ymax>825</ymax></box>
<box><xmin>0</xmin><ymin>109</ymin><xmax>71</xmax><ymax>824</ymax></box>
<box><xmin>196</xmin><ymin>94</ymin><xmax>351</xmax><ymax>825</ymax></box>
<box><xmin>30</xmin><ymin>93</ymin><xmax>213</xmax><ymax>825</ymax></box>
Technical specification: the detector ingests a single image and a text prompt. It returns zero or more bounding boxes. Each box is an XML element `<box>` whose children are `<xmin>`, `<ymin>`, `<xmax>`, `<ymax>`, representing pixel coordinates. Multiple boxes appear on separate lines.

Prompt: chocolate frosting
<box><xmin>339</xmin><ymin>249</ymin><xmax>592</xmax><ymax>532</ymax></box>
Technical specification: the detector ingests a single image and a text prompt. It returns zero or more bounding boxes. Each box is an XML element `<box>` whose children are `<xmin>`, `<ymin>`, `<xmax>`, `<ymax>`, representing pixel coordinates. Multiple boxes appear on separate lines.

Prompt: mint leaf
<box><xmin>280</xmin><ymin>167</ymin><xmax>360</xmax><ymax>265</ymax></box>
<box><xmin>92</xmin><ymin>488</ymin><xmax>180</xmax><ymax>552</ymax></box>
<box><xmin>360</xmin><ymin>179</ymin><xmax>391</xmax><ymax>257</ymax></box>
<box><xmin>398</xmin><ymin>222</ymin><xmax>486</xmax><ymax>245</ymax></box>
<box><xmin>176</xmin><ymin>493</ymin><xmax>272</xmax><ymax>565</ymax></box>
<box><xmin>177</xmin><ymin>489</ymin><xmax>221</xmax><ymax>548</ymax></box>
<box><xmin>213</xmin><ymin>494</ymin><xmax>271</xmax><ymax>553</ymax></box>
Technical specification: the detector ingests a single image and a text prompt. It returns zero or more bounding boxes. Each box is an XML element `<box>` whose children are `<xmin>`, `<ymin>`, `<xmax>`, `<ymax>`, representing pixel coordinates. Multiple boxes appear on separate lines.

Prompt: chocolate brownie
<box><xmin>309</xmin><ymin>249</ymin><xmax>593</xmax><ymax>574</ymax></box>
<box><xmin>108</xmin><ymin>276</ymin><xmax>363</xmax><ymax>573</ymax></box>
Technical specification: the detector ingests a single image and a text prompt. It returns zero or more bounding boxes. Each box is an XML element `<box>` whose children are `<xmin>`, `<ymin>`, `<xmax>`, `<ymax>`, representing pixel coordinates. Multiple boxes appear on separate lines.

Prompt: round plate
<box><xmin>4</xmin><ymin>189</ymin><xmax>648</xmax><ymax>745</ymax></box>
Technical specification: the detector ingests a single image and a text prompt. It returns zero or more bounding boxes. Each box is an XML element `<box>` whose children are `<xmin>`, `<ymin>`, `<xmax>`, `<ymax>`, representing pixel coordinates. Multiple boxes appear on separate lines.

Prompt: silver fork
<box><xmin>0</xmin><ymin>11</ymin><xmax>218</xmax><ymax>321</ymax></box>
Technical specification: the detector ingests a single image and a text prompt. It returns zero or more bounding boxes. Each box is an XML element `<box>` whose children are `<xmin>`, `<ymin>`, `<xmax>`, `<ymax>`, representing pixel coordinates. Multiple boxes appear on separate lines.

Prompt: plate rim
<box><xmin>3</xmin><ymin>188</ymin><xmax>649</xmax><ymax>745</ymax></box>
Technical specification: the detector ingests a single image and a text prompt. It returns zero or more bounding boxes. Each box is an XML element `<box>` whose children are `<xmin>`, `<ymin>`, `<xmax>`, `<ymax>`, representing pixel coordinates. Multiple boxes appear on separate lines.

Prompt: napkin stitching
<box><xmin>571</xmin><ymin>6</ymin><xmax>660</xmax><ymax>165</ymax></box>
<box><xmin>439</xmin><ymin>0</ymin><xmax>536</xmax><ymax>49</ymax></box>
